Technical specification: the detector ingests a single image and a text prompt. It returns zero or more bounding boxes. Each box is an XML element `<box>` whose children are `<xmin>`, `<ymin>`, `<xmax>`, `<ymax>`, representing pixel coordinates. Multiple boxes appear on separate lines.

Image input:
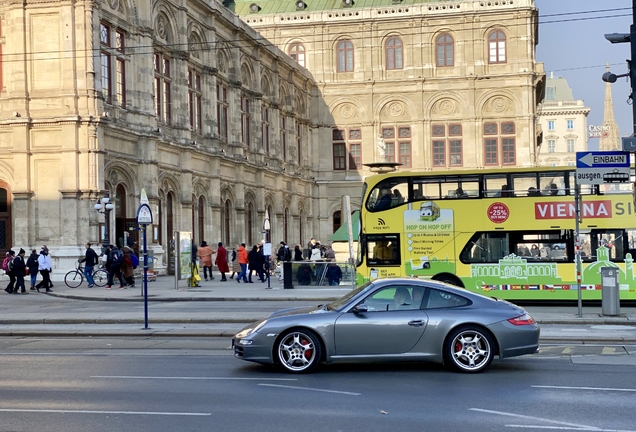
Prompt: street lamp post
<box><xmin>263</xmin><ymin>209</ymin><xmax>271</xmax><ymax>289</ymax></box>
<box><xmin>94</xmin><ymin>195</ymin><xmax>115</xmax><ymax>256</ymax></box>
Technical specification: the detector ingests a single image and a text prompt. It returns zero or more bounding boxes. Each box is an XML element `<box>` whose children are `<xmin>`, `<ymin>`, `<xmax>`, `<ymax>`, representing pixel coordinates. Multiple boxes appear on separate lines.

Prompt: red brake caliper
<box><xmin>455</xmin><ymin>341</ymin><xmax>462</xmax><ymax>353</ymax></box>
<box><xmin>301</xmin><ymin>338</ymin><xmax>312</xmax><ymax>359</ymax></box>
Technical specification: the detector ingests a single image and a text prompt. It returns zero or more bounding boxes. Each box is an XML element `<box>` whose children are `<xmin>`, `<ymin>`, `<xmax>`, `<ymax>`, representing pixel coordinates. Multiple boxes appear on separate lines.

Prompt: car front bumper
<box><xmin>233</xmin><ymin>333</ymin><xmax>276</xmax><ymax>365</ymax></box>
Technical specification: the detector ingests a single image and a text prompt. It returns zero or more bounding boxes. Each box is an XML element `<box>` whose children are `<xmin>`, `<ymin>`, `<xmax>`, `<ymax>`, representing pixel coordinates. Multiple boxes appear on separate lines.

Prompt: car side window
<box><xmin>424</xmin><ymin>289</ymin><xmax>470</xmax><ymax>309</ymax></box>
<box><xmin>360</xmin><ymin>286</ymin><xmax>421</xmax><ymax>311</ymax></box>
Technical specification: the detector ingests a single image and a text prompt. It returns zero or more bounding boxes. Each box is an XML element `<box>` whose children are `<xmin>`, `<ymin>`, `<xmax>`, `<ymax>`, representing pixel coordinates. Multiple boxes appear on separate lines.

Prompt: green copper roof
<box><xmin>235</xmin><ymin>0</ymin><xmax>444</xmax><ymax>16</ymax></box>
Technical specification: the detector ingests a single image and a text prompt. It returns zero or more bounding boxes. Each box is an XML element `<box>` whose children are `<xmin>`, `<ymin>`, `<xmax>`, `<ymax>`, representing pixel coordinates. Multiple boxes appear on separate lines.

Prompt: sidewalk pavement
<box><xmin>2</xmin><ymin>274</ymin><xmax>636</xmax><ymax>342</ymax></box>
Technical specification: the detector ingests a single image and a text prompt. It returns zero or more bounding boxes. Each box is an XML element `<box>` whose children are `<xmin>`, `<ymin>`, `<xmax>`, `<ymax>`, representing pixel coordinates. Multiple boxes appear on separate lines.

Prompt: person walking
<box><xmin>196</xmin><ymin>241</ymin><xmax>216</xmax><ymax>281</ymax></box>
<box><xmin>26</xmin><ymin>249</ymin><xmax>39</xmax><ymax>290</ymax></box>
<box><xmin>257</xmin><ymin>242</ymin><xmax>266</xmax><ymax>282</ymax></box>
<box><xmin>79</xmin><ymin>242</ymin><xmax>99</xmax><ymax>288</ymax></box>
<box><xmin>35</xmin><ymin>247</ymin><xmax>52</xmax><ymax>292</ymax></box>
<box><xmin>12</xmin><ymin>249</ymin><xmax>27</xmax><ymax>294</ymax></box>
<box><xmin>3</xmin><ymin>251</ymin><xmax>15</xmax><ymax>294</ymax></box>
<box><xmin>121</xmin><ymin>247</ymin><xmax>135</xmax><ymax>289</ymax></box>
<box><xmin>105</xmin><ymin>245</ymin><xmax>125</xmax><ymax>290</ymax></box>
<box><xmin>247</xmin><ymin>245</ymin><xmax>263</xmax><ymax>283</ymax></box>
<box><xmin>215</xmin><ymin>242</ymin><xmax>229</xmax><ymax>281</ymax></box>
<box><xmin>236</xmin><ymin>243</ymin><xmax>249</xmax><ymax>283</ymax></box>
<box><xmin>230</xmin><ymin>245</ymin><xmax>240</xmax><ymax>279</ymax></box>
<box><xmin>276</xmin><ymin>242</ymin><xmax>290</xmax><ymax>281</ymax></box>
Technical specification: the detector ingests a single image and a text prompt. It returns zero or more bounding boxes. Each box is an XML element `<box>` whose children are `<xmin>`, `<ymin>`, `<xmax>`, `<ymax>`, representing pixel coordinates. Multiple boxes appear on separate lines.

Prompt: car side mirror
<box><xmin>353</xmin><ymin>304</ymin><xmax>368</xmax><ymax>314</ymax></box>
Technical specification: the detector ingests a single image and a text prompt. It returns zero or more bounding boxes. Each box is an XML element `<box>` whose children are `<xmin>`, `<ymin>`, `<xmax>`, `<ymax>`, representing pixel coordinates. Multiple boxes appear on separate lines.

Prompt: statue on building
<box><xmin>376</xmin><ymin>136</ymin><xmax>386</xmax><ymax>162</ymax></box>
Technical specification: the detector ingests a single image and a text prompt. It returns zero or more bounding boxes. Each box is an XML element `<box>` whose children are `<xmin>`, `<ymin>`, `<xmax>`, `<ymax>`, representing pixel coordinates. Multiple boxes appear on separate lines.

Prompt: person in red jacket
<box><xmin>236</xmin><ymin>243</ymin><xmax>249</xmax><ymax>283</ymax></box>
<box><xmin>215</xmin><ymin>242</ymin><xmax>229</xmax><ymax>281</ymax></box>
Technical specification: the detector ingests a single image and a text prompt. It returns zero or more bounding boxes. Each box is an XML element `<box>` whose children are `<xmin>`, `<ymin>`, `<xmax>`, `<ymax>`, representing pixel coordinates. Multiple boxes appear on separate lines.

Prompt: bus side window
<box><xmin>460</xmin><ymin>232</ymin><xmax>510</xmax><ymax>263</ymax></box>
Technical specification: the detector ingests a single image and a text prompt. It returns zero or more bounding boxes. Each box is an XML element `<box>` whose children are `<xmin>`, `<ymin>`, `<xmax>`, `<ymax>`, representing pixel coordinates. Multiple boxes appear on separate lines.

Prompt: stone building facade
<box><xmin>537</xmin><ymin>75</ymin><xmax>590</xmax><ymax>167</ymax></box>
<box><xmin>0</xmin><ymin>0</ymin><xmax>323</xmax><ymax>272</ymax></box>
<box><xmin>0</xmin><ymin>0</ymin><xmax>546</xmax><ymax>273</ymax></box>
<box><xmin>237</xmin><ymin>0</ymin><xmax>546</xmax><ymax>234</ymax></box>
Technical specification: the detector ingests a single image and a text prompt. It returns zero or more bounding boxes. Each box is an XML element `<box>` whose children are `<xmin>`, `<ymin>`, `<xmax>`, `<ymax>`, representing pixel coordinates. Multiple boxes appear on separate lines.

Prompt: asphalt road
<box><xmin>1</xmin><ymin>337</ymin><xmax>635</xmax><ymax>432</ymax></box>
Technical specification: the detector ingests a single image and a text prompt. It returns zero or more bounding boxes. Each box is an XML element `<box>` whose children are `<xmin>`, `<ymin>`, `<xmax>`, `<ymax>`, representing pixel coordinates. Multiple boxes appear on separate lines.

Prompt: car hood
<box><xmin>267</xmin><ymin>305</ymin><xmax>330</xmax><ymax>319</ymax></box>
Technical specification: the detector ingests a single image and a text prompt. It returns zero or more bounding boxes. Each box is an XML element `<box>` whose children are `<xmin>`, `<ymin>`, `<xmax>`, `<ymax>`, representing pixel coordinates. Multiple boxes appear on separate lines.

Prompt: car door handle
<box><xmin>408</xmin><ymin>320</ymin><xmax>424</xmax><ymax>327</ymax></box>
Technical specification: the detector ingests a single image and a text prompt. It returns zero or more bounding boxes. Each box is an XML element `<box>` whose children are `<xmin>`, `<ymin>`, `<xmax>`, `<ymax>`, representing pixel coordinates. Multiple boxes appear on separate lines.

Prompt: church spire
<box><xmin>599</xmin><ymin>63</ymin><xmax>621</xmax><ymax>151</ymax></box>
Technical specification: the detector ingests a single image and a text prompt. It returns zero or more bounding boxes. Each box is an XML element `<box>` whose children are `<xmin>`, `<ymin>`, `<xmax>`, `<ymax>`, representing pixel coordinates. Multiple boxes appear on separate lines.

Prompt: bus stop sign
<box><xmin>575</xmin><ymin>151</ymin><xmax>630</xmax><ymax>185</ymax></box>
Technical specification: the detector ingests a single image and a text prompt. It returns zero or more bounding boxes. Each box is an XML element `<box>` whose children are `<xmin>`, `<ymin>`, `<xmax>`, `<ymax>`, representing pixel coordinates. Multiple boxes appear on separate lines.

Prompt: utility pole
<box><xmin>604</xmin><ymin>0</ymin><xmax>636</xmax><ymax>141</ymax></box>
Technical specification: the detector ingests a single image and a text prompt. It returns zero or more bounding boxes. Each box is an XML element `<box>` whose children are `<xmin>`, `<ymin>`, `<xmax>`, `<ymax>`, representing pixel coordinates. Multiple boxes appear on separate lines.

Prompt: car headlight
<box><xmin>235</xmin><ymin>320</ymin><xmax>269</xmax><ymax>338</ymax></box>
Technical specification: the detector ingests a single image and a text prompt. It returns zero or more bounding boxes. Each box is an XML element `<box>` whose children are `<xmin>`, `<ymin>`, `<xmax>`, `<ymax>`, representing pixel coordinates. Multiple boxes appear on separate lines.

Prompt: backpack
<box><xmin>131</xmin><ymin>254</ymin><xmax>139</xmax><ymax>269</ymax></box>
<box><xmin>2</xmin><ymin>256</ymin><xmax>9</xmax><ymax>271</ymax></box>
<box><xmin>112</xmin><ymin>249</ymin><xmax>123</xmax><ymax>265</ymax></box>
<box><xmin>285</xmin><ymin>247</ymin><xmax>292</xmax><ymax>262</ymax></box>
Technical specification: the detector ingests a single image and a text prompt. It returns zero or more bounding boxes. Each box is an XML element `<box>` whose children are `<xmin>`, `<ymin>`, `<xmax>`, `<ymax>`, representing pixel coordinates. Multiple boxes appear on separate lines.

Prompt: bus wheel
<box><xmin>432</xmin><ymin>274</ymin><xmax>464</xmax><ymax>288</ymax></box>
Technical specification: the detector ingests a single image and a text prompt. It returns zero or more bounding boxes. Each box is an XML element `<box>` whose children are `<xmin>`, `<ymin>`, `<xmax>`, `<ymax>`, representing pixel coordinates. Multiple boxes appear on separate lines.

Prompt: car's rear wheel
<box><xmin>276</xmin><ymin>329</ymin><xmax>322</xmax><ymax>373</ymax></box>
<box><xmin>444</xmin><ymin>326</ymin><xmax>494</xmax><ymax>373</ymax></box>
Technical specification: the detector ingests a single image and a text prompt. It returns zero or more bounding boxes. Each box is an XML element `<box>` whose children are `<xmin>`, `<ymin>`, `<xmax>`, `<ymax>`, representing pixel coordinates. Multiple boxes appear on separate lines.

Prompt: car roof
<box><xmin>368</xmin><ymin>278</ymin><xmax>498</xmax><ymax>304</ymax></box>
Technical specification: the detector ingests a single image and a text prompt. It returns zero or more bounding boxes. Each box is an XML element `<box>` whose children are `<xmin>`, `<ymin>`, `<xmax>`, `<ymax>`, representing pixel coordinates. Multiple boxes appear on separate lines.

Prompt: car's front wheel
<box><xmin>276</xmin><ymin>329</ymin><xmax>322</xmax><ymax>373</ymax></box>
<box><xmin>444</xmin><ymin>326</ymin><xmax>494</xmax><ymax>373</ymax></box>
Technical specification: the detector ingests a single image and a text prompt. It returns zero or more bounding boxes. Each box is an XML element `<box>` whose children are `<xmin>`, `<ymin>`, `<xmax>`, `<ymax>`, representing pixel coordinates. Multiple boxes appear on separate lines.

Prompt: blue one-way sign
<box><xmin>576</xmin><ymin>151</ymin><xmax>630</xmax><ymax>168</ymax></box>
<box><xmin>575</xmin><ymin>151</ymin><xmax>631</xmax><ymax>185</ymax></box>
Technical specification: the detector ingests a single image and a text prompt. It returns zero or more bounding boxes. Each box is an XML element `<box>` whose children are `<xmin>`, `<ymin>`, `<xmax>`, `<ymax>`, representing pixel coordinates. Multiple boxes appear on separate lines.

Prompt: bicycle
<box><xmin>64</xmin><ymin>261</ymin><xmax>109</xmax><ymax>288</ymax></box>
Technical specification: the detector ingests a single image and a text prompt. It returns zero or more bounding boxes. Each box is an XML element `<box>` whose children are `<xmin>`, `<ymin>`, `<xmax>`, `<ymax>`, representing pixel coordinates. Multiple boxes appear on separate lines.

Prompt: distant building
<box><xmin>537</xmin><ymin>74</ymin><xmax>591</xmax><ymax>166</ymax></box>
<box><xmin>599</xmin><ymin>65</ymin><xmax>622</xmax><ymax>152</ymax></box>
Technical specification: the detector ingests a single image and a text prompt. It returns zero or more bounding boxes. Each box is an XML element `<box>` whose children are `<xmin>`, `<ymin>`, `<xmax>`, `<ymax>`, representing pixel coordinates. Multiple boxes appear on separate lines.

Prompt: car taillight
<box><xmin>507</xmin><ymin>313</ymin><xmax>535</xmax><ymax>326</ymax></box>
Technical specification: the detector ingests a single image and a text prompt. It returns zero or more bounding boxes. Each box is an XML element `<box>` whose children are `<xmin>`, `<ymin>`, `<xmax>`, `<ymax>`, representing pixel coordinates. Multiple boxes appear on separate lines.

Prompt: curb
<box><xmin>46</xmin><ymin>293</ymin><xmax>340</xmax><ymax>302</ymax></box>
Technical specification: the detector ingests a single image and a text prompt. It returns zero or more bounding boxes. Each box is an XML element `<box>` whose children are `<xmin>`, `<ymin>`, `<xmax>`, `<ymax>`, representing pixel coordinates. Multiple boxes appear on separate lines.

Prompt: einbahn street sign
<box><xmin>575</xmin><ymin>151</ymin><xmax>631</xmax><ymax>185</ymax></box>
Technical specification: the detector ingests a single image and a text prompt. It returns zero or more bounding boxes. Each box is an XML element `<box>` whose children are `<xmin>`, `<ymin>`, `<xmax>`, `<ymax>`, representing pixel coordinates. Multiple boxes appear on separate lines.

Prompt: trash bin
<box><xmin>283</xmin><ymin>261</ymin><xmax>293</xmax><ymax>289</ymax></box>
<box><xmin>601</xmin><ymin>267</ymin><xmax>620</xmax><ymax>316</ymax></box>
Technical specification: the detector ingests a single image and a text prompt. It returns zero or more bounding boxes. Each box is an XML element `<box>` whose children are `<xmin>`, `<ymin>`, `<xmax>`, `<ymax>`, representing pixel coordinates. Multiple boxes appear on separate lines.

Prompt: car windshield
<box><xmin>326</xmin><ymin>282</ymin><xmax>372</xmax><ymax>311</ymax></box>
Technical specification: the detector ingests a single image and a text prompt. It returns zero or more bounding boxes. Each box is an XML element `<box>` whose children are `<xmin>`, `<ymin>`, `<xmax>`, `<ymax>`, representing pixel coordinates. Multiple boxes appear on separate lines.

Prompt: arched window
<box><xmin>223</xmin><ymin>200</ymin><xmax>231</xmax><ymax>246</ymax></box>
<box><xmin>191</xmin><ymin>194</ymin><xmax>196</xmax><ymax>244</ymax></box>
<box><xmin>336</xmin><ymin>40</ymin><xmax>354</xmax><ymax>72</ymax></box>
<box><xmin>333</xmin><ymin>210</ymin><xmax>341</xmax><ymax>233</ymax></box>
<box><xmin>267</xmin><ymin>205</ymin><xmax>273</xmax><ymax>242</ymax></box>
<box><xmin>299</xmin><ymin>210</ymin><xmax>304</xmax><ymax>248</ymax></box>
<box><xmin>247</xmin><ymin>202</ymin><xmax>254</xmax><ymax>246</ymax></box>
<box><xmin>283</xmin><ymin>208</ymin><xmax>289</xmax><ymax>244</ymax></box>
<box><xmin>166</xmin><ymin>193</ymin><xmax>174</xmax><ymax>246</ymax></box>
<box><xmin>289</xmin><ymin>43</ymin><xmax>305</xmax><ymax>68</ymax></box>
<box><xmin>385</xmin><ymin>37</ymin><xmax>403</xmax><ymax>70</ymax></box>
<box><xmin>115</xmin><ymin>184</ymin><xmax>126</xmax><ymax>218</ymax></box>
<box><xmin>198</xmin><ymin>196</ymin><xmax>205</xmax><ymax>244</ymax></box>
<box><xmin>436</xmin><ymin>33</ymin><xmax>454</xmax><ymax>67</ymax></box>
<box><xmin>488</xmin><ymin>30</ymin><xmax>507</xmax><ymax>64</ymax></box>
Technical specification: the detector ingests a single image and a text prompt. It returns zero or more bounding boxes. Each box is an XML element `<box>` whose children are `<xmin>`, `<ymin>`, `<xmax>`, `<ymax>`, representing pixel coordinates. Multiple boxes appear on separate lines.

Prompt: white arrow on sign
<box><xmin>578</xmin><ymin>153</ymin><xmax>595</xmax><ymax>167</ymax></box>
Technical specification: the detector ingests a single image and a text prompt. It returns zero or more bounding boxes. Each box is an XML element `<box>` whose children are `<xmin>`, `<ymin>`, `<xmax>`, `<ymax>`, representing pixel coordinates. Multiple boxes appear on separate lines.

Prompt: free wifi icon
<box><xmin>378</xmin><ymin>218</ymin><xmax>386</xmax><ymax>226</ymax></box>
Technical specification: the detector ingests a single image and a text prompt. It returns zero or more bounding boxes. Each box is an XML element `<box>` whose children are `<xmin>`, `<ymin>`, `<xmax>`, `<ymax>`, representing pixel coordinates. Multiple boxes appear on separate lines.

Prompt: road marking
<box><xmin>532</xmin><ymin>385</ymin><xmax>636</xmax><ymax>393</ymax></box>
<box><xmin>92</xmin><ymin>375</ymin><xmax>297</xmax><ymax>381</ymax></box>
<box><xmin>601</xmin><ymin>347</ymin><xmax>618</xmax><ymax>355</ymax></box>
<box><xmin>469</xmin><ymin>408</ymin><xmax>598</xmax><ymax>430</ymax></box>
<box><xmin>0</xmin><ymin>408</ymin><xmax>210</xmax><ymax>416</ymax></box>
<box><xmin>258</xmin><ymin>383</ymin><xmax>360</xmax><ymax>396</ymax></box>
<box><xmin>561</xmin><ymin>347</ymin><xmax>573</xmax><ymax>355</ymax></box>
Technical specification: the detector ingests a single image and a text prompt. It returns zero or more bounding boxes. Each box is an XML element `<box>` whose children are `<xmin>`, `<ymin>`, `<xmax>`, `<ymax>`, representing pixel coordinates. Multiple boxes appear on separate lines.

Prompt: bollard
<box><xmin>601</xmin><ymin>267</ymin><xmax>620</xmax><ymax>316</ymax></box>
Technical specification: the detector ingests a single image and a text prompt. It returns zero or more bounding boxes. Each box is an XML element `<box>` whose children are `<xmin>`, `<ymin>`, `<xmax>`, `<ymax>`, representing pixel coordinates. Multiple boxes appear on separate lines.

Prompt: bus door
<box><xmin>365</xmin><ymin>234</ymin><xmax>401</xmax><ymax>279</ymax></box>
<box><xmin>580</xmin><ymin>229</ymin><xmax>629</xmax><ymax>262</ymax></box>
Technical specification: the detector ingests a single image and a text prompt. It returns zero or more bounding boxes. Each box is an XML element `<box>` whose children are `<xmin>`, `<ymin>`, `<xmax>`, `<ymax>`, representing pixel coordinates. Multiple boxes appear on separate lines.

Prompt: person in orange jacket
<box><xmin>236</xmin><ymin>243</ymin><xmax>249</xmax><ymax>283</ymax></box>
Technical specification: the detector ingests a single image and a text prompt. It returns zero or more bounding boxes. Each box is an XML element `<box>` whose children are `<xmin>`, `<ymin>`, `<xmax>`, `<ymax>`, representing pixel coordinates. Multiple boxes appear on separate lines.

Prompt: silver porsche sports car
<box><xmin>233</xmin><ymin>278</ymin><xmax>540</xmax><ymax>374</ymax></box>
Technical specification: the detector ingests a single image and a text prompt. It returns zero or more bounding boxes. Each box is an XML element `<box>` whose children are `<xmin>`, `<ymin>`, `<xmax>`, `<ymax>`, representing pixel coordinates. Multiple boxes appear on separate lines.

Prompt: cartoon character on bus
<box><xmin>419</xmin><ymin>201</ymin><xmax>441</xmax><ymax>222</ymax></box>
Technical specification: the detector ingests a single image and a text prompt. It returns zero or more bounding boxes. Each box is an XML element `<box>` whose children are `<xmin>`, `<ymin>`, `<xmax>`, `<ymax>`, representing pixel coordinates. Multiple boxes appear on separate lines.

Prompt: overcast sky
<box><xmin>535</xmin><ymin>1</ymin><xmax>633</xmax><ymax>150</ymax></box>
